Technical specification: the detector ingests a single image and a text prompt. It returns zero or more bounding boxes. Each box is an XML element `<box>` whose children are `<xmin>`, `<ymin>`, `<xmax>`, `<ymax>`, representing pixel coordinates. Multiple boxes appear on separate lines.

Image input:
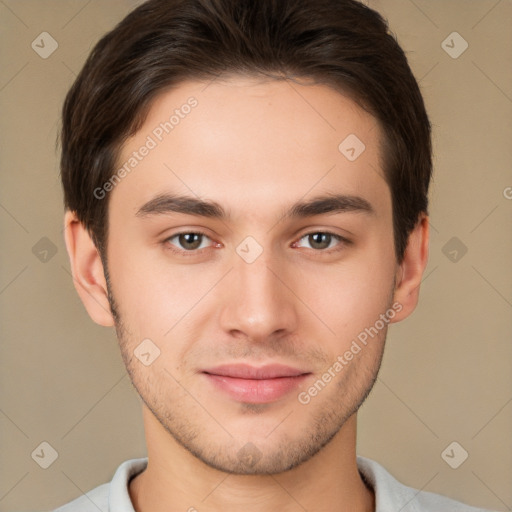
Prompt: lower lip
<box><xmin>203</xmin><ymin>373</ymin><xmax>310</xmax><ymax>403</ymax></box>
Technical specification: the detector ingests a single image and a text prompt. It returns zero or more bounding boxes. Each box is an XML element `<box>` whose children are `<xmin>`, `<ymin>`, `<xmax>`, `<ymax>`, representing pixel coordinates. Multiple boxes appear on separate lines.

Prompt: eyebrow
<box><xmin>135</xmin><ymin>192</ymin><xmax>374</xmax><ymax>220</ymax></box>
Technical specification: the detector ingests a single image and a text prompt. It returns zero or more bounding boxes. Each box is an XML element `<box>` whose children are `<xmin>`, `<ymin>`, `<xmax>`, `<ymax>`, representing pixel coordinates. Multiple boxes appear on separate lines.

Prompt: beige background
<box><xmin>1</xmin><ymin>0</ymin><xmax>511</xmax><ymax>511</ymax></box>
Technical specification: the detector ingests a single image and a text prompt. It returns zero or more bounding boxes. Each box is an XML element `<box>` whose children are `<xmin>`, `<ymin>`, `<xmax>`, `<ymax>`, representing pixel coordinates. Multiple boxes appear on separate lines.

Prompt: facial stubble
<box><xmin>104</xmin><ymin>265</ymin><xmax>390</xmax><ymax>475</ymax></box>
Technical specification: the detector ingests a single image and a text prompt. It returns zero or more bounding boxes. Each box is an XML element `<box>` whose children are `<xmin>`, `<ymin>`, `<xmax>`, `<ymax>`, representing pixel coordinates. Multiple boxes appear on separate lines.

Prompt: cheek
<box><xmin>107</xmin><ymin>215</ymin><xmax>396</xmax><ymax>346</ymax></box>
<box><xmin>293</xmin><ymin>250</ymin><xmax>396</xmax><ymax>347</ymax></box>
<box><xmin>303</xmin><ymin>272</ymin><xmax>391</xmax><ymax>340</ymax></box>
<box><xmin>108</xmin><ymin>241</ymin><xmax>226</xmax><ymax>345</ymax></box>
<box><xmin>106</xmin><ymin>239</ymin><xmax>174</xmax><ymax>336</ymax></box>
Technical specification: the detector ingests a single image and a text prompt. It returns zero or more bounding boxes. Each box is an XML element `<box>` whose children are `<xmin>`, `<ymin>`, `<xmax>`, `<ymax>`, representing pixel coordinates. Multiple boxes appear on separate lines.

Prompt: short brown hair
<box><xmin>60</xmin><ymin>0</ymin><xmax>432</xmax><ymax>263</ymax></box>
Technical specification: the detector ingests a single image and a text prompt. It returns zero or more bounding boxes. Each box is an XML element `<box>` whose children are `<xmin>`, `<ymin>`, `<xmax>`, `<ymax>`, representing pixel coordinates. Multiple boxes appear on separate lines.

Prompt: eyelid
<box><xmin>293</xmin><ymin>231</ymin><xmax>351</xmax><ymax>252</ymax></box>
<box><xmin>163</xmin><ymin>228</ymin><xmax>351</xmax><ymax>256</ymax></box>
<box><xmin>164</xmin><ymin>230</ymin><xmax>219</xmax><ymax>255</ymax></box>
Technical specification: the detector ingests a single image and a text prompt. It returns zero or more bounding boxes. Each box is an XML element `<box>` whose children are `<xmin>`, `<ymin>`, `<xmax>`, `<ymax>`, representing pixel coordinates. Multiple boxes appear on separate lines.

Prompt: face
<box><xmin>104</xmin><ymin>76</ymin><xmax>399</xmax><ymax>474</ymax></box>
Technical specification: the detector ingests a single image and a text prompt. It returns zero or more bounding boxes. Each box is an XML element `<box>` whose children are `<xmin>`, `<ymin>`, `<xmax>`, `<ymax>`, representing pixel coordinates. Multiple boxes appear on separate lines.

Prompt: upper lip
<box><xmin>202</xmin><ymin>364</ymin><xmax>310</xmax><ymax>379</ymax></box>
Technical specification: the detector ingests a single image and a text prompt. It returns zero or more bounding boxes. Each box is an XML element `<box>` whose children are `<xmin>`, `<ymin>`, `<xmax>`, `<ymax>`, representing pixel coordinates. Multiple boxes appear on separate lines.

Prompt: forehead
<box><xmin>110</xmin><ymin>76</ymin><xmax>389</xmax><ymax>220</ymax></box>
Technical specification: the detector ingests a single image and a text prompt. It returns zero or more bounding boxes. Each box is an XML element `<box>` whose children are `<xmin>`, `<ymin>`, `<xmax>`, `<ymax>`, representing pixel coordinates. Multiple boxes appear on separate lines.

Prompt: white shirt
<box><xmin>53</xmin><ymin>456</ymin><xmax>493</xmax><ymax>511</ymax></box>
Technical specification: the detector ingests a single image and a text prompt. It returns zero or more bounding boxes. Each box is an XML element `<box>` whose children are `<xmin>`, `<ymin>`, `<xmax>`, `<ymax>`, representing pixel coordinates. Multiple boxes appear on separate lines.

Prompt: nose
<box><xmin>218</xmin><ymin>247</ymin><xmax>299</xmax><ymax>343</ymax></box>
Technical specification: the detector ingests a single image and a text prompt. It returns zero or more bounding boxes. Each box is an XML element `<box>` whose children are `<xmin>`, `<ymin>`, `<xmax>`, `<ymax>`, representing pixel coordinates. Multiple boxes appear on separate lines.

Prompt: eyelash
<box><xmin>163</xmin><ymin>230</ymin><xmax>351</xmax><ymax>256</ymax></box>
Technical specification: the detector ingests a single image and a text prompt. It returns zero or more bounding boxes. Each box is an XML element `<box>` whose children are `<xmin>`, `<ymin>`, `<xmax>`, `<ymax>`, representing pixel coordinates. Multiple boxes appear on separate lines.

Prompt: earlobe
<box><xmin>63</xmin><ymin>211</ymin><xmax>115</xmax><ymax>327</ymax></box>
<box><xmin>390</xmin><ymin>214</ymin><xmax>430</xmax><ymax>323</ymax></box>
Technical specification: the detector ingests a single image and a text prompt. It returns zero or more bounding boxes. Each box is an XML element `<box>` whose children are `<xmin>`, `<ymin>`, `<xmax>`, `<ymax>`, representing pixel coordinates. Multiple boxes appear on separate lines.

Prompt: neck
<box><xmin>129</xmin><ymin>406</ymin><xmax>374</xmax><ymax>512</ymax></box>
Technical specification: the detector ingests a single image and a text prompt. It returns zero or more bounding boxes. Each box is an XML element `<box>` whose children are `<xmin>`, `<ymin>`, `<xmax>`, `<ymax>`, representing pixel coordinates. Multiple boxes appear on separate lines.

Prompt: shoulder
<box><xmin>51</xmin><ymin>458</ymin><xmax>148</xmax><ymax>512</ymax></box>
<box><xmin>357</xmin><ymin>456</ymin><xmax>495</xmax><ymax>512</ymax></box>
<box><xmin>52</xmin><ymin>483</ymin><xmax>110</xmax><ymax>512</ymax></box>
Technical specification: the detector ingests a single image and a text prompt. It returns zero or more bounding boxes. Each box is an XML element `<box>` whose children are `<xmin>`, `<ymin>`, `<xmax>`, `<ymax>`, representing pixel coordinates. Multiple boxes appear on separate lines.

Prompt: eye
<box><xmin>295</xmin><ymin>232</ymin><xmax>347</xmax><ymax>251</ymax></box>
<box><xmin>166</xmin><ymin>232</ymin><xmax>213</xmax><ymax>252</ymax></box>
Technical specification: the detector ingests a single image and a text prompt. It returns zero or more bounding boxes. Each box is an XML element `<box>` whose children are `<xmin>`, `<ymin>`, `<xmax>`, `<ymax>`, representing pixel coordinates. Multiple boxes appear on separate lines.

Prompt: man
<box><xmin>55</xmin><ymin>0</ymin><xmax>493</xmax><ymax>510</ymax></box>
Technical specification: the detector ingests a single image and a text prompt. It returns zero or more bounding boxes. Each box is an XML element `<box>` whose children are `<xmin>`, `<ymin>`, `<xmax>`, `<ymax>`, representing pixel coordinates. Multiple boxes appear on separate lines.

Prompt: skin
<box><xmin>64</xmin><ymin>76</ymin><xmax>429</xmax><ymax>512</ymax></box>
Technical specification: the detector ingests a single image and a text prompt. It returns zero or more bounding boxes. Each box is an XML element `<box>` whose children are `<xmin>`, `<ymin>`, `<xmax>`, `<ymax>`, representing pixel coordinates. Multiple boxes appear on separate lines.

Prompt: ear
<box><xmin>390</xmin><ymin>214</ymin><xmax>430</xmax><ymax>323</ymax></box>
<box><xmin>63</xmin><ymin>211</ymin><xmax>115</xmax><ymax>327</ymax></box>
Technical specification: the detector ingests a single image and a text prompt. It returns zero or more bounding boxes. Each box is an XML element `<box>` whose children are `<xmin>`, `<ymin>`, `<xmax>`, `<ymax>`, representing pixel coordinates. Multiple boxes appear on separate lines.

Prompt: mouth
<box><xmin>201</xmin><ymin>364</ymin><xmax>312</xmax><ymax>403</ymax></box>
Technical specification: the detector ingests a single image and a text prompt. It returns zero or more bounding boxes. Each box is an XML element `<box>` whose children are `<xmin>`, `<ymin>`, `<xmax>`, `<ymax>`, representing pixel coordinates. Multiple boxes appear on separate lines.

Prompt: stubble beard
<box><xmin>104</xmin><ymin>268</ymin><xmax>388</xmax><ymax>475</ymax></box>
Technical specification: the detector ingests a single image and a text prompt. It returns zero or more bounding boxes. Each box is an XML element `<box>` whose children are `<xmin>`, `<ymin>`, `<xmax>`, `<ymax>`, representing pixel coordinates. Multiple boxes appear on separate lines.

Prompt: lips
<box><xmin>202</xmin><ymin>364</ymin><xmax>311</xmax><ymax>403</ymax></box>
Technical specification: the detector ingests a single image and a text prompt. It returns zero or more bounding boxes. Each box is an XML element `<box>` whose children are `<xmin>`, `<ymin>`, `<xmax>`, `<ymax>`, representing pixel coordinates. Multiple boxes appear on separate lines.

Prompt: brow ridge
<box><xmin>135</xmin><ymin>192</ymin><xmax>374</xmax><ymax>220</ymax></box>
